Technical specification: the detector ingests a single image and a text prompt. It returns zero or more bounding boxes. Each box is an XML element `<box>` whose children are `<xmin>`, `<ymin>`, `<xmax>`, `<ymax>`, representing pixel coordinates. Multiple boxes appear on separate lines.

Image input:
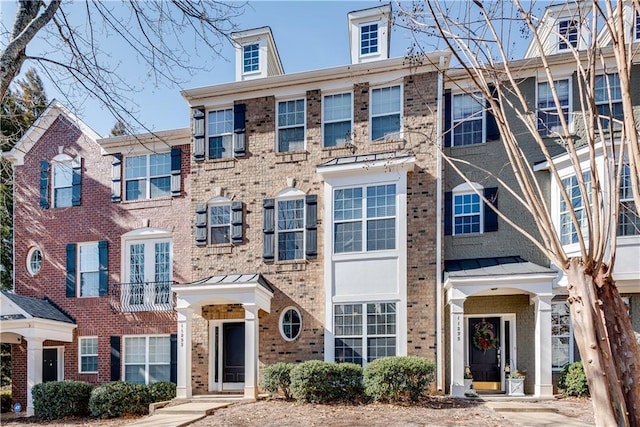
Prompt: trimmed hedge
<box><xmin>0</xmin><ymin>390</ymin><xmax>12</xmax><ymax>413</ymax></box>
<box><xmin>363</xmin><ymin>356</ymin><xmax>435</xmax><ymax>402</ymax></box>
<box><xmin>289</xmin><ymin>360</ymin><xmax>363</xmax><ymax>403</ymax></box>
<box><xmin>89</xmin><ymin>382</ymin><xmax>151</xmax><ymax>418</ymax></box>
<box><xmin>149</xmin><ymin>381</ymin><xmax>177</xmax><ymax>402</ymax></box>
<box><xmin>32</xmin><ymin>380</ymin><xmax>94</xmax><ymax>420</ymax></box>
<box><xmin>262</xmin><ymin>362</ymin><xmax>295</xmax><ymax>399</ymax></box>
<box><xmin>558</xmin><ymin>361</ymin><xmax>589</xmax><ymax>397</ymax></box>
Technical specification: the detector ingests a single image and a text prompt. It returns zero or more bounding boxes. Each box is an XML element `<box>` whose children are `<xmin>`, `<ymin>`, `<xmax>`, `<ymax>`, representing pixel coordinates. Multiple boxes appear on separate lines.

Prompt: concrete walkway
<box><xmin>127</xmin><ymin>395</ymin><xmax>245</xmax><ymax>427</ymax></box>
<box><xmin>484</xmin><ymin>400</ymin><xmax>595</xmax><ymax>426</ymax></box>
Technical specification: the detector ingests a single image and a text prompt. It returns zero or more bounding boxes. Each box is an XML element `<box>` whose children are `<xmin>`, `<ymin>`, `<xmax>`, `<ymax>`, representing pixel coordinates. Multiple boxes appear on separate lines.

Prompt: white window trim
<box><xmin>452</xmin><ymin>182</ymin><xmax>484</xmax><ymax>236</ymax></box>
<box><xmin>208</xmin><ymin>196</ymin><xmax>232</xmax><ymax>245</ymax></box>
<box><xmin>322</xmin><ymin>91</ymin><xmax>354</xmax><ymax>148</ymax></box>
<box><xmin>557</xmin><ymin>171</ymin><xmax>591</xmax><ymax>247</ymax></box>
<box><xmin>78</xmin><ymin>336</ymin><xmax>99</xmax><ymax>374</ymax></box>
<box><xmin>206</xmin><ymin>107</ymin><xmax>234</xmax><ymax>160</ymax></box>
<box><xmin>369</xmin><ymin>84</ymin><xmax>403</xmax><ymax>142</ymax></box>
<box><xmin>241</xmin><ymin>42</ymin><xmax>261</xmax><ymax>77</ymax></box>
<box><xmin>451</xmin><ymin>92</ymin><xmax>486</xmax><ymax>147</ymax></box>
<box><xmin>551</xmin><ymin>302</ymin><xmax>574</xmax><ymax>371</ymax></box>
<box><xmin>536</xmin><ymin>76</ymin><xmax>573</xmax><ymax>136</ymax></box>
<box><xmin>43</xmin><ymin>346</ymin><xmax>65</xmax><ymax>381</ymax></box>
<box><xmin>124</xmin><ymin>152</ymin><xmax>171</xmax><ymax>201</ymax></box>
<box><xmin>26</xmin><ymin>247</ymin><xmax>43</xmax><ymax>276</ymax></box>
<box><xmin>122</xmin><ymin>334</ymin><xmax>171</xmax><ymax>384</ymax></box>
<box><xmin>275</xmin><ymin>188</ymin><xmax>306</xmax><ymax>261</ymax></box>
<box><xmin>279</xmin><ymin>306</ymin><xmax>302</xmax><ymax>341</ymax></box>
<box><xmin>276</xmin><ymin>97</ymin><xmax>306</xmax><ymax>153</ymax></box>
<box><xmin>51</xmin><ymin>153</ymin><xmax>73</xmax><ymax>208</ymax></box>
<box><xmin>77</xmin><ymin>241</ymin><xmax>100</xmax><ymax>298</ymax></box>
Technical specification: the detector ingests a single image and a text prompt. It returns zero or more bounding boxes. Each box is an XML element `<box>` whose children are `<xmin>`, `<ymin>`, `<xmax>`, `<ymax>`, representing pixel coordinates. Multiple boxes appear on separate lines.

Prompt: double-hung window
<box><xmin>79</xmin><ymin>337</ymin><xmax>98</xmax><ymax>373</ymax></box>
<box><xmin>452</xmin><ymin>93</ymin><xmax>484</xmax><ymax>146</ymax></box>
<box><xmin>538</xmin><ymin>79</ymin><xmax>570</xmax><ymax>136</ymax></box>
<box><xmin>124</xmin><ymin>153</ymin><xmax>171</xmax><ymax>200</ymax></box>
<box><xmin>124</xmin><ymin>238</ymin><xmax>172</xmax><ymax>311</ymax></box>
<box><xmin>78</xmin><ymin>243</ymin><xmax>100</xmax><ymax>297</ymax></box>
<box><xmin>552</xmin><ymin>303</ymin><xmax>573</xmax><ymax>370</ymax></box>
<box><xmin>277</xmin><ymin>199</ymin><xmax>305</xmax><ymax>261</ymax></box>
<box><xmin>323</xmin><ymin>93</ymin><xmax>352</xmax><ymax>147</ymax></box>
<box><xmin>558</xmin><ymin>20</ymin><xmax>578</xmax><ymax>50</ymax></box>
<box><xmin>334</xmin><ymin>302</ymin><xmax>396</xmax><ymax>366</ymax></box>
<box><xmin>560</xmin><ymin>172</ymin><xmax>591</xmax><ymax>245</ymax></box>
<box><xmin>371</xmin><ymin>85</ymin><xmax>401</xmax><ymax>141</ymax></box>
<box><xmin>208</xmin><ymin>109</ymin><xmax>233</xmax><ymax>159</ymax></box>
<box><xmin>620</xmin><ymin>164</ymin><xmax>640</xmax><ymax>236</ymax></box>
<box><xmin>53</xmin><ymin>160</ymin><xmax>73</xmax><ymax>208</ymax></box>
<box><xmin>277</xmin><ymin>99</ymin><xmax>305</xmax><ymax>152</ymax></box>
<box><xmin>594</xmin><ymin>73</ymin><xmax>622</xmax><ymax>130</ymax></box>
<box><xmin>243</xmin><ymin>44</ymin><xmax>259</xmax><ymax>73</ymax></box>
<box><xmin>124</xmin><ymin>335</ymin><xmax>170</xmax><ymax>384</ymax></box>
<box><xmin>334</xmin><ymin>184</ymin><xmax>396</xmax><ymax>253</ymax></box>
<box><xmin>453</xmin><ymin>192</ymin><xmax>481</xmax><ymax>235</ymax></box>
<box><xmin>360</xmin><ymin>23</ymin><xmax>378</xmax><ymax>55</ymax></box>
<box><xmin>209</xmin><ymin>204</ymin><xmax>231</xmax><ymax>244</ymax></box>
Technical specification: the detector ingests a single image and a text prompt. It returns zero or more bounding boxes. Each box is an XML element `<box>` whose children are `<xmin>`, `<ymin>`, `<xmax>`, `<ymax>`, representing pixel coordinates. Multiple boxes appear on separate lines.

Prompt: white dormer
<box><xmin>348</xmin><ymin>4</ymin><xmax>391</xmax><ymax>64</ymax></box>
<box><xmin>524</xmin><ymin>2</ymin><xmax>592</xmax><ymax>59</ymax></box>
<box><xmin>231</xmin><ymin>27</ymin><xmax>284</xmax><ymax>81</ymax></box>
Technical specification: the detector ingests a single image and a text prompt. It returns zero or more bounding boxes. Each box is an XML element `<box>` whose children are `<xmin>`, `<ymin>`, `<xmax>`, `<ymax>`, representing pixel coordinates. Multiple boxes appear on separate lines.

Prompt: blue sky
<box><xmin>3</xmin><ymin>1</ymin><xmax>418</xmax><ymax>137</ymax></box>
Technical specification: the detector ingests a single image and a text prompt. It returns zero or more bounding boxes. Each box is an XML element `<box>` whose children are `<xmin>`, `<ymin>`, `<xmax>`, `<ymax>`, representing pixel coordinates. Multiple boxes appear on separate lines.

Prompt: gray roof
<box><xmin>175</xmin><ymin>273</ymin><xmax>275</xmax><ymax>293</ymax></box>
<box><xmin>445</xmin><ymin>256</ymin><xmax>555</xmax><ymax>278</ymax></box>
<box><xmin>1</xmin><ymin>291</ymin><xmax>75</xmax><ymax>324</ymax></box>
<box><xmin>317</xmin><ymin>151</ymin><xmax>412</xmax><ymax>168</ymax></box>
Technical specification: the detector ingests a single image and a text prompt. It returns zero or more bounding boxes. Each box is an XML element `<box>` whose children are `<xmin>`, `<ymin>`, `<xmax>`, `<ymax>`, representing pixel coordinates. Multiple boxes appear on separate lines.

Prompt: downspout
<box><xmin>435</xmin><ymin>56</ymin><xmax>445</xmax><ymax>392</ymax></box>
<box><xmin>11</xmin><ymin>164</ymin><xmax>16</xmax><ymax>292</ymax></box>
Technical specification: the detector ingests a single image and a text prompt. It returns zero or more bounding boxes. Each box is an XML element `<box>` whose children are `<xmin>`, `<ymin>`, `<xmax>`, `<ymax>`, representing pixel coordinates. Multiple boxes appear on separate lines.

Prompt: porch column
<box><xmin>176</xmin><ymin>304</ymin><xmax>193</xmax><ymax>399</ymax></box>
<box><xmin>533</xmin><ymin>294</ymin><xmax>553</xmax><ymax>397</ymax></box>
<box><xmin>243</xmin><ymin>303</ymin><xmax>259</xmax><ymax>400</ymax></box>
<box><xmin>448</xmin><ymin>291</ymin><xmax>467</xmax><ymax>397</ymax></box>
<box><xmin>26</xmin><ymin>338</ymin><xmax>44</xmax><ymax>416</ymax></box>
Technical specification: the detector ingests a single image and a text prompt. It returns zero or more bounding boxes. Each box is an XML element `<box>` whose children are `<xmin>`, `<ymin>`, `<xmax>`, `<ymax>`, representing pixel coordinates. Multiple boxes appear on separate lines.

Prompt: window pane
<box><xmin>149</xmin><ymin>153</ymin><xmax>171</xmax><ymax>176</ymax></box>
<box><xmin>243</xmin><ymin>44</ymin><xmax>259</xmax><ymax>72</ymax></box>
<box><xmin>367</xmin><ymin>218</ymin><xmax>395</xmax><ymax>251</ymax></box>
<box><xmin>208</xmin><ymin>135</ymin><xmax>233</xmax><ymax>159</ymax></box>
<box><xmin>80</xmin><ymin>272</ymin><xmax>99</xmax><ymax>297</ymax></box>
<box><xmin>150</xmin><ymin>177</ymin><xmax>171</xmax><ymax>198</ymax></box>
<box><xmin>334</xmin><ymin>304</ymin><xmax>363</xmax><ymax>335</ymax></box>
<box><xmin>54</xmin><ymin>187</ymin><xmax>73</xmax><ymax>208</ymax></box>
<box><xmin>278</xmin><ymin>127</ymin><xmax>304</xmax><ymax>152</ymax></box>
<box><xmin>124</xmin><ymin>337</ymin><xmax>146</xmax><ymax>363</ymax></box>
<box><xmin>334</xmin><ymin>188</ymin><xmax>362</xmax><ymax>221</ymax></box>
<box><xmin>372</xmin><ymin>86</ymin><xmax>400</xmax><ymax>116</ymax></box>
<box><xmin>281</xmin><ymin>308</ymin><xmax>302</xmax><ymax>340</ymax></box>
<box><xmin>278</xmin><ymin>231</ymin><xmax>304</xmax><ymax>260</ymax></box>
<box><xmin>334</xmin><ymin>222</ymin><xmax>362</xmax><ymax>253</ymax></box>
<box><xmin>367</xmin><ymin>337</ymin><xmax>396</xmax><ymax>362</ymax></box>
<box><xmin>335</xmin><ymin>338</ymin><xmax>362</xmax><ymax>364</ymax></box>
<box><xmin>155</xmin><ymin>242</ymin><xmax>171</xmax><ymax>283</ymax></box>
<box><xmin>208</xmin><ymin>109</ymin><xmax>233</xmax><ymax>136</ymax></box>
<box><xmin>366</xmin><ymin>185</ymin><xmax>396</xmax><ymax>218</ymax></box>
<box><xmin>453</xmin><ymin>193</ymin><xmax>481</xmax><ymax>235</ymax></box>
<box><xmin>361</xmin><ymin>24</ymin><xmax>378</xmax><ymax>55</ymax></box>
<box><xmin>125</xmin><ymin>365</ymin><xmax>146</xmax><ymax>384</ymax></box>
<box><xmin>371</xmin><ymin>114</ymin><xmax>400</xmax><ymax>140</ymax></box>
<box><xmin>277</xmin><ymin>199</ymin><xmax>304</xmax><ymax>230</ymax></box>
<box><xmin>149</xmin><ymin>365</ymin><xmax>170</xmax><ymax>383</ymax></box>
<box><xmin>324</xmin><ymin>93</ymin><xmax>351</xmax><ymax>122</ymax></box>
<box><xmin>125</xmin><ymin>156</ymin><xmax>146</xmax><ymax>179</ymax></box>
<box><xmin>149</xmin><ymin>337</ymin><xmax>170</xmax><ymax>364</ymax></box>
<box><xmin>81</xmin><ymin>356</ymin><xmax>98</xmax><ymax>373</ymax></box>
<box><xmin>54</xmin><ymin>162</ymin><xmax>73</xmax><ymax>187</ymax></box>
<box><xmin>324</xmin><ymin>121</ymin><xmax>351</xmax><ymax>147</ymax></box>
<box><xmin>129</xmin><ymin>244</ymin><xmax>145</xmax><ymax>283</ymax></box>
<box><xmin>125</xmin><ymin>179</ymin><xmax>144</xmax><ymax>201</ymax></box>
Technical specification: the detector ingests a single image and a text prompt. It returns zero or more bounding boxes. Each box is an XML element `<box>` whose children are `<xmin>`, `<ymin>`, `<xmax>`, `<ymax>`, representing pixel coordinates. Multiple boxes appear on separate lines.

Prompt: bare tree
<box><xmin>397</xmin><ymin>1</ymin><xmax>640</xmax><ymax>425</ymax></box>
<box><xmin>1</xmin><ymin>0</ymin><xmax>245</xmax><ymax>133</ymax></box>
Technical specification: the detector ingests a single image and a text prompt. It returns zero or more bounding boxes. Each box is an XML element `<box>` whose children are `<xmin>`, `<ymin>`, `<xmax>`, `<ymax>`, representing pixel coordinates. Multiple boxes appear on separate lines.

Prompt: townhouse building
<box><xmin>442</xmin><ymin>2</ymin><xmax>640</xmax><ymax>397</ymax></box>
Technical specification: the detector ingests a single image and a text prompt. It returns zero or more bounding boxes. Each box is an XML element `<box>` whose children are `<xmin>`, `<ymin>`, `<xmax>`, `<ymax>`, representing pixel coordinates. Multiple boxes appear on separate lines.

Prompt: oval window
<box><xmin>279</xmin><ymin>307</ymin><xmax>302</xmax><ymax>341</ymax></box>
<box><xmin>27</xmin><ymin>248</ymin><xmax>43</xmax><ymax>275</ymax></box>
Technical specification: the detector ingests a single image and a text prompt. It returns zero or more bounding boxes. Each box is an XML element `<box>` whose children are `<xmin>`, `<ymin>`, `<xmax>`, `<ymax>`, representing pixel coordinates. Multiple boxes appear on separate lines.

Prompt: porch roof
<box><xmin>1</xmin><ymin>291</ymin><xmax>74</xmax><ymax>323</ymax></box>
<box><xmin>174</xmin><ymin>273</ymin><xmax>274</xmax><ymax>292</ymax></box>
<box><xmin>445</xmin><ymin>256</ymin><xmax>555</xmax><ymax>278</ymax></box>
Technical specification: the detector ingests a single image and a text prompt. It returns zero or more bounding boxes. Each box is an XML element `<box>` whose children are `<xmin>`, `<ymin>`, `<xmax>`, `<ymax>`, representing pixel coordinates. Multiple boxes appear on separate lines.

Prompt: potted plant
<box><xmin>506</xmin><ymin>369</ymin><xmax>526</xmax><ymax>396</ymax></box>
<box><xmin>464</xmin><ymin>365</ymin><xmax>474</xmax><ymax>391</ymax></box>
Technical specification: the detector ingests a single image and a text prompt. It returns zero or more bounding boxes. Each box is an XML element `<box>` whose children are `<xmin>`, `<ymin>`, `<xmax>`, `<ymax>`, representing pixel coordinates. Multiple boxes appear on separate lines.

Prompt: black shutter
<box><xmin>66</xmin><ymin>243</ymin><xmax>76</xmax><ymax>297</ymax></box>
<box><xmin>486</xmin><ymin>85</ymin><xmax>500</xmax><ymax>141</ymax></box>
<box><xmin>195</xmin><ymin>203</ymin><xmax>207</xmax><ymax>245</ymax></box>
<box><xmin>171</xmin><ymin>148</ymin><xmax>181</xmax><ymax>196</ymax></box>
<box><xmin>98</xmin><ymin>240</ymin><xmax>108</xmax><ymax>296</ymax></box>
<box><xmin>193</xmin><ymin>107</ymin><xmax>205</xmax><ymax>161</ymax></box>
<box><xmin>263</xmin><ymin>198</ymin><xmax>275</xmax><ymax>262</ymax></box>
<box><xmin>231</xmin><ymin>201</ymin><xmax>243</xmax><ymax>243</ymax></box>
<box><xmin>305</xmin><ymin>194</ymin><xmax>317</xmax><ymax>259</ymax></box>
<box><xmin>444</xmin><ymin>191</ymin><xmax>453</xmax><ymax>236</ymax></box>
<box><xmin>40</xmin><ymin>160</ymin><xmax>50</xmax><ymax>209</ymax></box>
<box><xmin>71</xmin><ymin>156</ymin><xmax>82</xmax><ymax>206</ymax></box>
<box><xmin>484</xmin><ymin>187</ymin><xmax>499</xmax><ymax>232</ymax></box>
<box><xmin>111</xmin><ymin>154</ymin><xmax>122</xmax><ymax>202</ymax></box>
<box><xmin>234</xmin><ymin>103</ymin><xmax>246</xmax><ymax>157</ymax></box>
<box><xmin>110</xmin><ymin>336</ymin><xmax>121</xmax><ymax>381</ymax></box>
<box><xmin>443</xmin><ymin>91</ymin><xmax>452</xmax><ymax>147</ymax></box>
<box><xmin>170</xmin><ymin>334</ymin><xmax>177</xmax><ymax>384</ymax></box>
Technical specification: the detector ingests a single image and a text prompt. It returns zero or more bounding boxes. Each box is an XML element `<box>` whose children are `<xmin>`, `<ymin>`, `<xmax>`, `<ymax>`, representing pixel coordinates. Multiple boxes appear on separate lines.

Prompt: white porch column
<box><xmin>26</xmin><ymin>338</ymin><xmax>44</xmax><ymax>416</ymax></box>
<box><xmin>243</xmin><ymin>303</ymin><xmax>259</xmax><ymax>400</ymax></box>
<box><xmin>448</xmin><ymin>292</ymin><xmax>467</xmax><ymax>397</ymax></box>
<box><xmin>176</xmin><ymin>304</ymin><xmax>193</xmax><ymax>399</ymax></box>
<box><xmin>533</xmin><ymin>294</ymin><xmax>554</xmax><ymax>397</ymax></box>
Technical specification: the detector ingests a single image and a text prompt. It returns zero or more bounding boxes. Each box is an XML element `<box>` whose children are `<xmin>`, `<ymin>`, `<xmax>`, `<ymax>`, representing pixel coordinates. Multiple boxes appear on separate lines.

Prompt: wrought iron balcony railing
<box><xmin>110</xmin><ymin>281</ymin><xmax>176</xmax><ymax>313</ymax></box>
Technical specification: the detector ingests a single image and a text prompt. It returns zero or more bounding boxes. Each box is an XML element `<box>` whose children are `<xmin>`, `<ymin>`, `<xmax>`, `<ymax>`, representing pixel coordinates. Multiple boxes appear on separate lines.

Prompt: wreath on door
<box><xmin>473</xmin><ymin>320</ymin><xmax>498</xmax><ymax>353</ymax></box>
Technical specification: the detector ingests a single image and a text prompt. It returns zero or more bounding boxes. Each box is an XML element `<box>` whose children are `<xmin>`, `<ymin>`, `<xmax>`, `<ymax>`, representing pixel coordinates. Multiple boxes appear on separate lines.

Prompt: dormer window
<box><xmin>360</xmin><ymin>23</ymin><xmax>378</xmax><ymax>55</ymax></box>
<box><xmin>558</xmin><ymin>20</ymin><xmax>578</xmax><ymax>50</ymax></box>
<box><xmin>635</xmin><ymin>11</ymin><xmax>640</xmax><ymax>41</ymax></box>
<box><xmin>243</xmin><ymin>44</ymin><xmax>259</xmax><ymax>73</ymax></box>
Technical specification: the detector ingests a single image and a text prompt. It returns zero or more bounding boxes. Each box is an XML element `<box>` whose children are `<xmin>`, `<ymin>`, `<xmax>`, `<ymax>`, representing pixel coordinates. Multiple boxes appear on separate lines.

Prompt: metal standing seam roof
<box><xmin>173</xmin><ymin>273</ymin><xmax>275</xmax><ymax>293</ymax></box>
<box><xmin>444</xmin><ymin>256</ymin><xmax>555</xmax><ymax>278</ymax></box>
<box><xmin>1</xmin><ymin>291</ymin><xmax>75</xmax><ymax>324</ymax></box>
<box><xmin>317</xmin><ymin>151</ymin><xmax>413</xmax><ymax>168</ymax></box>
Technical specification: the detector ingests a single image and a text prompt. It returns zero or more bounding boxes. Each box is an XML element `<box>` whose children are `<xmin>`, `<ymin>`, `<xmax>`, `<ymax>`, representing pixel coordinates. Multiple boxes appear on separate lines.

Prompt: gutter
<box><xmin>435</xmin><ymin>56</ymin><xmax>445</xmax><ymax>393</ymax></box>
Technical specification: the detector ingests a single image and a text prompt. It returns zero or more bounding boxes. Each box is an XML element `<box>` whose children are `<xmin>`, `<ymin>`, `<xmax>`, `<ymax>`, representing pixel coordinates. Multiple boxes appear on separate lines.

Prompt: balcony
<box><xmin>110</xmin><ymin>281</ymin><xmax>175</xmax><ymax>313</ymax></box>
